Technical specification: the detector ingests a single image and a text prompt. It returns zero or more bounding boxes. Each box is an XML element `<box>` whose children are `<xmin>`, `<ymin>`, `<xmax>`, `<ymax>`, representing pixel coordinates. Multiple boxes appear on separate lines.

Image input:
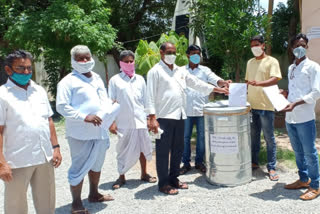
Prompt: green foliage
<box><xmin>135</xmin><ymin>31</ymin><xmax>189</xmax><ymax>76</ymax></box>
<box><xmin>1</xmin><ymin>0</ymin><xmax>116</xmax><ymax>97</ymax></box>
<box><xmin>189</xmin><ymin>0</ymin><xmax>269</xmax><ymax>81</ymax></box>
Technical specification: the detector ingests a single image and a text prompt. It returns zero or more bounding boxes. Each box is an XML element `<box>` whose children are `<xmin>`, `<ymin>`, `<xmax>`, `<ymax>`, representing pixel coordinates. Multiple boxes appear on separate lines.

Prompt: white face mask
<box><xmin>251</xmin><ymin>46</ymin><xmax>264</xmax><ymax>57</ymax></box>
<box><xmin>71</xmin><ymin>58</ymin><xmax>95</xmax><ymax>74</ymax></box>
<box><xmin>164</xmin><ymin>54</ymin><xmax>176</xmax><ymax>65</ymax></box>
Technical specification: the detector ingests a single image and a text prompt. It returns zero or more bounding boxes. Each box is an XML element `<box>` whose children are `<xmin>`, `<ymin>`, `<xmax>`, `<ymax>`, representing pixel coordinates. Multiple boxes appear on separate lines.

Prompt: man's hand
<box><xmin>279</xmin><ymin>89</ymin><xmax>288</xmax><ymax>99</ymax></box>
<box><xmin>282</xmin><ymin>103</ymin><xmax>296</xmax><ymax>112</ymax></box>
<box><xmin>218</xmin><ymin>79</ymin><xmax>233</xmax><ymax>88</ymax></box>
<box><xmin>247</xmin><ymin>80</ymin><xmax>259</xmax><ymax>86</ymax></box>
<box><xmin>109</xmin><ymin>122</ymin><xmax>118</xmax><ymax>134</ymax></box>
<box><xmin>213</xmin><ymin>87</ymin><xmax>229</xmax><ymax>95</ymax></box>
<box><xmin>148</xmin><ymin>115</ymin><xmax>159</xmax><ymax>134</ymax></box>
<box><xmin>84</xmin><ymin>115</ymin><xmax>102</xmax><ymax>126</ymax></box>
<box><xmin>0</xmin><ymin>163</ymin><xmax>13</xmax><ymax>182</ymax></box>
<box><xmin>52</xmin><ymin>148</ymin><xmax>62</xmax><ymax>168</ymax></box>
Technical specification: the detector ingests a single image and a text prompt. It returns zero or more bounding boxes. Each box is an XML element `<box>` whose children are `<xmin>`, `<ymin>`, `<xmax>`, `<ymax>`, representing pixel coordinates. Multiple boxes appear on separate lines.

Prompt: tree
<box><xmin>1</xmin><ymin>0</ymin><xmax>116</xmax><ymax>97</ymax></box>
<box><xmin>190</xmin><ymin>0</ymin><xmax>268</xmax><ymax>82</ymax></box>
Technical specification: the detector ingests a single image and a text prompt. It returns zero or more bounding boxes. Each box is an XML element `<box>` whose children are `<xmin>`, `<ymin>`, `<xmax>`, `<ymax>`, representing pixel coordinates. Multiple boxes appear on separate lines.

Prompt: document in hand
<box><xmin>96</xmin><ymin>103</ymin><xmax>121</xmax><ymax>130</ymax></box>
<box><xmin>262</xmin><ymin>85</ymin><xmax>290</xmax><ymax>111</ymax></box>
<box><xmin>228</xmin><ymin>83</ymin><xmax>247</xmax><ymax>107</ymax></box>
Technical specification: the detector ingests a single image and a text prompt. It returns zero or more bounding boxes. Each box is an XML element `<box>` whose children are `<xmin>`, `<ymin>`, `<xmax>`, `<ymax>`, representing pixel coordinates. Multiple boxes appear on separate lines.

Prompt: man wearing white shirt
<box><xmin>108</xmin><ymin>50</ymin><xmax>156</xmax><ymax>189</ymax></box>
<box><xmin>180</xmin><ymin>45</ymin><xmax>231</xmax><ymax>175</ymax></box>
<box><xmin>282</xmin><ymin>34</ymin><xmax>320</xmax><ymax>200</ymax></box>
<box><xmin>56</xmin><ymin>45</ymin><xmax>114</xmax><ymax>213</ymax></box>
<box><xmin>146</xmin><ymin>42</ymin><xmax>229</xmax><ymax>195</ymax></box>
<box><xmin>0</xmin><ymin>50</ymin><xmax>62</xmax><ymax>214</ymax></box>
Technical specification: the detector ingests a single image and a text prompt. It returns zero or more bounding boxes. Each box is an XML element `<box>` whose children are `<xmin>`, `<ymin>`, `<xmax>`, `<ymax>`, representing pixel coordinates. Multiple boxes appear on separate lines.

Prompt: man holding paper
<box><xmin>245</xmin><ymin>35</ymin><xmax>282</xmax><ymax>181</ymax></box>
<box><xmin>56</xmin><ymin>45</ymin><xmax>116</xmax><ymax>213</ymax></box>
<box><xmin>282</xmin><ymin>34</ymin><xmax>320</xmax><ymax>200</ymax></box>
<box><xmin>180</xmin><ymin>45</ymin><xmax>231</xmax><ymax>175</ymax></box>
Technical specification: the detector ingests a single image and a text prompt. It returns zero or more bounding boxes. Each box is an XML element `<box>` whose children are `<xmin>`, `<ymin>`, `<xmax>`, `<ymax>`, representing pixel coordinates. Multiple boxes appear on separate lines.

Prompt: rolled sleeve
<box><xmin>206</xmin><ymin>68</ymin><xmax>222</xmax><ymax>86</ymax></box>
<box><xmin>0</xmin><ymin>98</ymin><xmax>6</xmax><ymax>126</ymax></box>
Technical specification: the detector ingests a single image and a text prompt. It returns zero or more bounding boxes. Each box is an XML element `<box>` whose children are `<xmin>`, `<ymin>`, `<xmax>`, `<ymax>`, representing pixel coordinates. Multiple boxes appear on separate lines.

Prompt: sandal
<box><xmin>88</xmin><ymin>194</ymin><xmax>114</xmax><ymax>202</ymax></box>
<box><xmin>141</xmin><ymin>174</ymin><xmax>157</xmax><ymax>183</ymax></box>
<box><xmin>112</xmin><ymin>178</ymin><xmax>126</xmax><ymax>190</ymax></box>
<box><xmin>71</xmin><ymin>208</ymin><xmax>90</xmax><ymax>214</ymax></box>
<box><xmin>179</xmin><ymin>165</ymin><xmax>191</xmax><ymax>175</ymax></box>
<box><xmin>195</xmin><ymin>163</ymin><xmax>206</xmax><ymax>173</ymax></box>
<box><xmin>171</xmin><ymin>180</ymin><xmax>188</xmax><ymax>189</ymax></box>
<box><xmin>159</xmin><ymin>185</ymin><xmax>179</xmax><ymax>195</ymax></box>
<box><xmin>268</xmin><ymin>170</ymin><xmax>279</xmax><ymax>181</ymax></box>
<box><xmin>252</xmin><ymin>163</ymin><xmax>259</xmax><ymax>170</ymax></box>
<box><xmin>300</xmin><ymin>188</ymin><xmax>320</xmax><ymax>200</ymax></box>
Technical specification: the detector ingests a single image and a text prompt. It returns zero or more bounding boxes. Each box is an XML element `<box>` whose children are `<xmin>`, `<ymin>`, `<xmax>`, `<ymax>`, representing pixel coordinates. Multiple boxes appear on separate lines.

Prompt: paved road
<box><xmin>1</xmin><ymin>130</ymin><xmax>320</xmax><ymax>214</ymax></box>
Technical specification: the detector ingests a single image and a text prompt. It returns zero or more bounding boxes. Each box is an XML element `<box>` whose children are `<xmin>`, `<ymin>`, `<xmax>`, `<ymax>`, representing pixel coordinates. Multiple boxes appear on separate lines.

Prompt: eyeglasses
<box><xmin>290</xmin><ymin>66</ymin><xmax>296</xmax><ymax>80</ymax></box>
<box><xmin>10</xmin><ymin>66</ymin><xmax>33</xmax><ymax>72</ymax></box>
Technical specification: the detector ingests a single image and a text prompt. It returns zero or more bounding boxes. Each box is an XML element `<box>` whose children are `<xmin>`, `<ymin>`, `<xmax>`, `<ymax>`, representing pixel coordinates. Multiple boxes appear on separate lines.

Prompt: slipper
<box><xmin>195</xmin><ymin>163</ymin><xmax>206</xmax><ymax>173</ymax></box>
<box><xmin>300</xmin><ymin>188</ymin><xmax>320</xmax><ymax>200</ymax></box>
<box><xmin>141</xmin><ymin>174</ymin><xmax>157</xmax><ymax>183</ymax></box>
<box><xmin>159</xmin><ymin>185</ymin><xmax>179</xmax><ymax>195</ymax></box>
<box><xmin>112</xmin><ymin>178</ymin><xmax>126</xmax><ymax>190</ymax></box>
<box><xmin>252</xmin><ymin>163</ymin><xmax>259</xmax><ymax>170</ymax></box>
<box><xmin>268</xmin><ymin>170</ymin><xmax>279</xmax><ymax>181</ymax></box>
<box><xmin>88</xmin><ymin>194</ymin><xmax>114</xmax><ymax>203</ymax></box>
<box><xmin>172</xmin><ymin>181</ymin><xmax>188</xmax><ymax>189</ymax></box>
<box><xmin>71</xmin><ymin>208</ymin><xmax>90</xmax><ymax>214</ymax></box>
<box><xmin>179</xmin><ymin>165</ymin><xmax>191</xmax><ymax>175</ymax></box>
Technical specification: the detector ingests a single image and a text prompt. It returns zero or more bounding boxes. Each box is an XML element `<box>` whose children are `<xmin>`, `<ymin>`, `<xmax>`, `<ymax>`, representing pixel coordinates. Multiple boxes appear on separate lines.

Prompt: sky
<box><xmin>260</xmin><ymin>0</ymin><xmax>287</xmax><ymax>10</ymax></box>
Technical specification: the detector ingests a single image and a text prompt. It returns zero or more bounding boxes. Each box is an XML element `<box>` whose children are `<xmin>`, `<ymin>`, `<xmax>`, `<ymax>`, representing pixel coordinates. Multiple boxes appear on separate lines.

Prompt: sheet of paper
<box><xmin>228</xmin><ymin>83</ymin><xmax>247</xmax><ymax>107</ymax></box>
<box><xmin>262</xmin><ymin>85</ymin><xmax>290</xmax><ymax>111</ymax></box>
<box><xmin>210</xmin><ymin>134</ymin><xmax>239</xmax><ymax>154</ymax></box>
<box><xmin>96</xmin><ymin>103</ymin><xmax>121</xmax><ymax>130</ymax></box>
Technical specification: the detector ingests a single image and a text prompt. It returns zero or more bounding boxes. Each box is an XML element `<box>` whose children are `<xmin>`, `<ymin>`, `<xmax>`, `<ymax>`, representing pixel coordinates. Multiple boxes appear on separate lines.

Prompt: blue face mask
<box><xmin>189</xmin><ymin>54</ymin><xmax>201</xmax><ymax>64</ymax></box>
<box><xmin>11</xmin><ymin>72</ymin><xmax>32</xmax><ymax>86</ymax></box>
<box><xmin>293</xmin><ymin>46</ymin><xmax>306</xmax><ymax>59</ymax></box>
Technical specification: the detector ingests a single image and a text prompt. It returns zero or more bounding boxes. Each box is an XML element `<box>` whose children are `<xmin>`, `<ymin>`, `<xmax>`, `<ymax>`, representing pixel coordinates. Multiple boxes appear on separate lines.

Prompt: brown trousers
<box><xmin>4</xmin><ymin>162</ymin><xmax>55</xmax><ymax>214</ymax></box>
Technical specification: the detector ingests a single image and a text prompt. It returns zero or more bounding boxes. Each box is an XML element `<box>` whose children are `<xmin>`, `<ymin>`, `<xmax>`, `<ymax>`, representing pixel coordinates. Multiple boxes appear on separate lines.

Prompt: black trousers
<box><xmin>156</xmin><ymin>118</ymin><xmax>185</xmax><ymax>189</ymax></box>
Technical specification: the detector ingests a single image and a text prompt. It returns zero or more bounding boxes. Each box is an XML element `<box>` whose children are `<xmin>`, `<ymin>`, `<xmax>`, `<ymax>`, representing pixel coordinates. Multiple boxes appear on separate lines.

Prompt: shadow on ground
<box><xmin>55</xmin><ymin>199</ymin><xmax>108</xmax><ymax>214</ymax></box>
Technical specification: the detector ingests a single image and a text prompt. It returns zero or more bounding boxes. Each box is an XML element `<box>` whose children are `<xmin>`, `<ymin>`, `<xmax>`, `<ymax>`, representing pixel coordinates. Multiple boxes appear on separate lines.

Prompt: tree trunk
<box><xmin>287</xmin><ymin>0</ymin><xmax>300</xmax><ymax>63</ymax></box>
<box><xmin>266</xmin><ymin>0</ymin><xmax>274</xmax><ymax>55</ymax></box>
<box><xmin>235</xmin><ymin>62</ymin><xmax>240</xmax><ymax>82</ymax></box>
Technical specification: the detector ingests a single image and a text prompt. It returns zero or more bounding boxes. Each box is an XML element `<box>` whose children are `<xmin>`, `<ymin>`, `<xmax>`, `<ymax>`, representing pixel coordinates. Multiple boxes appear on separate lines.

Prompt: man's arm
<box><xmin>247</xmin><ymin>76</ymin><xmax>279</xmax><ymax>87</ymax></box>
<box><xmin>0</xmin><ymin>126</ymin><xmax>12</xmax><ymax>182</ymax></box>
<box><xmin>49</xmin><ymin>118</ymin><xmax>62</xmax><ymax>168</ymax></box>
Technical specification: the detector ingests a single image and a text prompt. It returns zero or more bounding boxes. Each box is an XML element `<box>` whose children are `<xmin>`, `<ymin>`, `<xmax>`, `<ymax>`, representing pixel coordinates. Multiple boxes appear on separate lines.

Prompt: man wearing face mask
<box><xmin>108</xmin><ymin>50</ymin><xmax>156</xmax><ymax>189</ymax></box>
<box><xmin>180</xmin><ymin>45</ymin><xmax>232</xmax><ymax>175</ymax></box>
<box><xmin>281</xmin><ymin>34</ymin><xmax>320</xmax><ymax>200</ymax></box>
<box><xmin>0</xmin><ymin>50</ymin><xmax>61</xmax><ymax>214</ymax></box>
<box><xmin>146</xmin><ymin>42</ymin><xmax>229</xmax><ymax>195</ymax></box>
<box><xmin>245</xmin><ymin>35</ymin><xmax>282</xmax><ymax>181</ymax></box>
<box><xmin>56</xmin><ymin>45</ymin><xmax>114</xmax><ymax>214</ymax></box>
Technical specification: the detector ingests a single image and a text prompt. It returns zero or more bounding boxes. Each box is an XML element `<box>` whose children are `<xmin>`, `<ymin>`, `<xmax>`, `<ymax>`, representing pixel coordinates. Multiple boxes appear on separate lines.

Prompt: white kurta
<box><xmin>108</xmin><ymin>72</ymin><xmax>152</xmax><ymax>174</ymax></box>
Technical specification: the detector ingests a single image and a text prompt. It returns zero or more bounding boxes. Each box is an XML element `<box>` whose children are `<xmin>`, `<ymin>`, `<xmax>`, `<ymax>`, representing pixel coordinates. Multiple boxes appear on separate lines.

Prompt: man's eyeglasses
<box><xmin>10</xmin><ymin>66</ymin><xmax>33</xmax><ymax>72</ymax></box>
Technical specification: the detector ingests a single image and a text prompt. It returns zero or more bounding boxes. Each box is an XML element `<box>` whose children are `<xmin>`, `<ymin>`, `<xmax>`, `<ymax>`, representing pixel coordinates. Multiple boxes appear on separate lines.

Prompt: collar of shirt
<box><xmin>159</xmin><ymin>60</ymin><xmax>179</xmax><ymax>73</ymax></box>
<box><xmin>6</xmin><ymin>78</ymin><xmax>35</xmax><ymax>90</ymax></box>
<box><xmin>119</xmin><ymin>71</ymin><xmax>136</xmax><ymax>81</ymax></box>
<box><xmin>291</xmin><ymin>58</ymin><xmax>308</xmax><ymax>71</ymax></box>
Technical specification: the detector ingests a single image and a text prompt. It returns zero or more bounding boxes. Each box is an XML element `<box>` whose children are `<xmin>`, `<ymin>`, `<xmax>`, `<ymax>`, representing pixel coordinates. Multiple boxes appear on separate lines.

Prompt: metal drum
<box><xmin>204</xmin><ymin>100</ymin><xmax>251</xmax><ymax>186</ymax></box>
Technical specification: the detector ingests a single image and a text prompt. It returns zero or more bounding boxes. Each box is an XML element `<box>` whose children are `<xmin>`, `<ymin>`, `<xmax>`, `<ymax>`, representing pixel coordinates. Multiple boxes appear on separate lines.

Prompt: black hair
<box><xmin>5</xmin><ymin>50</ymin><xmax>33</xmax><ymax>67</ymax></box>
<box><xmin>250</xmin><ymin>35</ymin><xmax>265</xmax><ymax>44</ymax></box>
<box><xmin>186</xmin><ymin>45</ymin><xmax>201</xmax><ymax>54</ymax></box>
<box><xmin>290</xmin><ymin>33</ymin><xmax>309</xmax><ymax>47</ymax></box>
<box><xmin>160</xmin><ymin>42</ymin><xmax>174</xmax><ymax>51</ymax></box>
<box><xmin>119</xmin><ymin>50</ymin><xmax>135</xmax><ymax>61</ymax></box>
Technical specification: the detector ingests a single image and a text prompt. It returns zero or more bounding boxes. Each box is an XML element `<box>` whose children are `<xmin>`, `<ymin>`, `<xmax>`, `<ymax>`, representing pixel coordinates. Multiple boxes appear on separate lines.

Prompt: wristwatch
<box><xmin>52</xmin><ymin>144</ymin><xmax>60</xmax><ymax>149</ymax></box>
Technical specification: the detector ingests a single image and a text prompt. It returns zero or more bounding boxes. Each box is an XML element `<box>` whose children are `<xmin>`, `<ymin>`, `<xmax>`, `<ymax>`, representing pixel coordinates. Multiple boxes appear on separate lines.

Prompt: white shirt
<box><xmin>145</xmin><ymin>60</ymin><xmax>215</xmax><ymax>120</ymax></box>
<box><xmin>108</xmin><ymin>72</ymin><xmax>147</xmax><ymax>129</ymax></box>
<box><xmin>286</xmin><ymin>58</ymin><xmax>320</xmax><ymax>124</ymax></box>
<box><xmin>184</xmin><ymin>64</ymin><xmax>222</xmax><ymax>116</ymax></box>
<box><xmin>0</xmin><ymin>79</ymin><xmax>53</xmax><ymax>169</ymax></box>
<box><xmin>56</xmin><ymin>70</ymin><xmax>111</xmax><ymax>140</ymax></box>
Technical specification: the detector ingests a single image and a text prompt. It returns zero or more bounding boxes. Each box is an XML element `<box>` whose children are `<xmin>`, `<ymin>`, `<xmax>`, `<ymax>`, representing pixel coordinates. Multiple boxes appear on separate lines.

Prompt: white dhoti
<box><xmin>116</xmin><ymin>129</ymin><xmax>152</xmax><ymax>175</ymax></box>
<box><xmin>67</xmin><ymin>137</ymin><xmax>110</xmax><ymax>186</ymax></box>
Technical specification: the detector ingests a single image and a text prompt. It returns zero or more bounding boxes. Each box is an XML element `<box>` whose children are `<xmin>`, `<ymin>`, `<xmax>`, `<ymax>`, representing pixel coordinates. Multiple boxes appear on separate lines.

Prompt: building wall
<box><xmin>301</xmin><ymin>1</ymin><xmax>320</xmax><ymax>120</ymax></box>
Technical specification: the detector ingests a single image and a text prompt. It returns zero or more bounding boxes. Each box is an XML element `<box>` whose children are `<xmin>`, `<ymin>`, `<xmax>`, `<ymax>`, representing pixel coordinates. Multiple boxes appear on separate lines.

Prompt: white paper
<box><xmin>210</xmin><ymin>134</ymin><xmax>239</xmax><ymax>154</ymax></box>
<box><xmin>149</xmin><ymin>128</ymin><xmax>164</xmax><ymax>140</ymax></box>
<box><xmin>228</xmin><ymin>83</ymin><xmax>247</xmax><ymax>107</ymax></box>
<box><xmin>262</xmin><ymin>85</ymin><xmax>290</xmax><ymax>111</ymax></box>
<box><xmin>96</xmin><ymin>103</ymin><xmax>121</xmax><ymax>130</ymax></box>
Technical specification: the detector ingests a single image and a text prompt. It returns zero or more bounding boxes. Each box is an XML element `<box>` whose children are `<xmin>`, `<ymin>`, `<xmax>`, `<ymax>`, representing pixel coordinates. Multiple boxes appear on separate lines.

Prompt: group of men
<box><xmin>0</xmin><ymin>32</ymin><xmax>319</xmax><ymax>214</ymax></box>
